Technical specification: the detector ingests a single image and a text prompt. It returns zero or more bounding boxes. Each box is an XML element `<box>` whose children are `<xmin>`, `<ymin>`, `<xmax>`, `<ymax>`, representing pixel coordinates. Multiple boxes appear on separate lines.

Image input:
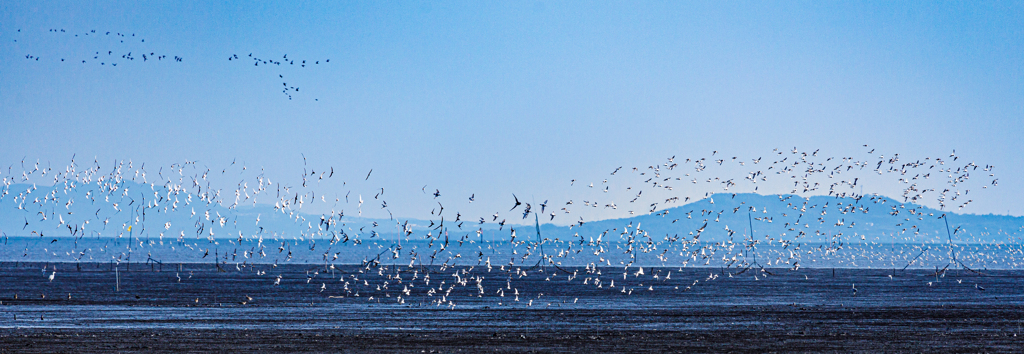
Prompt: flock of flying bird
<box><xmin>15</xmin><ymin>28</ymin><xmax>183</xmax><ymax>67</ymax></box>
<box><xmin>12</xmin><ymin>27</ymin><xmax>328</xmax><ymax>101</ymax></box>
<box><xmin>227</xmin><ymin>52</ymin><xmax>331</xmax><ymax>100</ymax></box>
<box><xmin>0</xmin><ymin>145</ymin><xmax>1016</xmax><ymax>308</ymax></box>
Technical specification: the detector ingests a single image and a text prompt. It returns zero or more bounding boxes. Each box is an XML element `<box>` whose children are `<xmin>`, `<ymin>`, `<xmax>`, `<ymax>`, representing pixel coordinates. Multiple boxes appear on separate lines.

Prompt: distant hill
<box><xmin>2</xmin><ymin>181</ymin><xmax>1021</xmax><ymax>245</ymax></box>
<box><xmin>0</xmin><ymin>181</ymin><xmax>452</xmax><ymax>241</ymax></box>
<box><xmin>535</xmin><ymin>193</ymin><xmax>1024</xmax><ymax>245</ymax></box>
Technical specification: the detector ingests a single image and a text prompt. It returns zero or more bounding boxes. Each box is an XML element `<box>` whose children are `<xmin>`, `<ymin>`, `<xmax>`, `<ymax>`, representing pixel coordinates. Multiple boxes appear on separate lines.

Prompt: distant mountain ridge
<box><xmin>536</xmin><ymin>193</ymin><xmax>1024</xmax><ymax>245</ymax></box>
<box><xmin>0</xmin><ymin>181</ymin><xmax>438</xmax><ymax>241</ymax></box>
<box><xmin>1</xmin><ymin>181</ymin><xmax>1021</xmax><ymax>244</ymax></box>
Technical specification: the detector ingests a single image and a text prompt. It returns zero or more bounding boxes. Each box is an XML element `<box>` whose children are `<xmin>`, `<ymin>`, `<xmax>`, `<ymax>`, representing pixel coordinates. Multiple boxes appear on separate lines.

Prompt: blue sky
<box><xmin>2</xmin><ymin>1</ymin><xmax>1022</xmax><ymax>221</ymax></box>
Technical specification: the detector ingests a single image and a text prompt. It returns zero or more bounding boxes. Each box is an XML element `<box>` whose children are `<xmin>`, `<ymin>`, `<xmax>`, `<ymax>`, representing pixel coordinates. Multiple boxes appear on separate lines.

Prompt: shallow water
<box><xmin>2</xmin><ymin>263</ymin><xmax>1022</xmax><ymax>329</ymax></box>
<box><xmin>2</xmin><ymin>236</ymin><xmax>1021</xmax><ymax>270</ymax></box>
<box><xmin>2</xmin><ymin>263</ymin><xmax>1023</xmax><ymax>352</ymax></box>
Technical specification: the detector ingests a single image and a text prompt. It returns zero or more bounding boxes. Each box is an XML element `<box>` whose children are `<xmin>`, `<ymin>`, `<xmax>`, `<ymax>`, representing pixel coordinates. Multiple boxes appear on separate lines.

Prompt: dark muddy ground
<box><xmin>1</xmin><ymin>262</ymin><xmax>1022</xmax><ymax>353</ymax></box>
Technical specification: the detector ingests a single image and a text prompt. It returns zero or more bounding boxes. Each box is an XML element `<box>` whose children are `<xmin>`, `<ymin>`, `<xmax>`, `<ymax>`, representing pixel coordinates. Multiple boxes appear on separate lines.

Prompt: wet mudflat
<box><xmin>1</xmin><ymin>262</ymin><xmax>1023</xmax><ymax>353</ymax></box>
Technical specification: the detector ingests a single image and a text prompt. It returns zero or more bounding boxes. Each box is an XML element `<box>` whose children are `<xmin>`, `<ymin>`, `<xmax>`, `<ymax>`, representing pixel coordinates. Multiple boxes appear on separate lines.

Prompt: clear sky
<box><xmin>2</xmin><ymin>1</ymin><xmax>1022</xmax><ymax>221</ymax></box>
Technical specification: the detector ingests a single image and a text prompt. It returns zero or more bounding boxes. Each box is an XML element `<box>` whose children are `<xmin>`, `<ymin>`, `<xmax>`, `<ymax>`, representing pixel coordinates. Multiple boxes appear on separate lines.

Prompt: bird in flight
<box><xmin>510</xmin><ymin>194</ymin><xmax>522</xmax><ymax>211</ymax></box>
